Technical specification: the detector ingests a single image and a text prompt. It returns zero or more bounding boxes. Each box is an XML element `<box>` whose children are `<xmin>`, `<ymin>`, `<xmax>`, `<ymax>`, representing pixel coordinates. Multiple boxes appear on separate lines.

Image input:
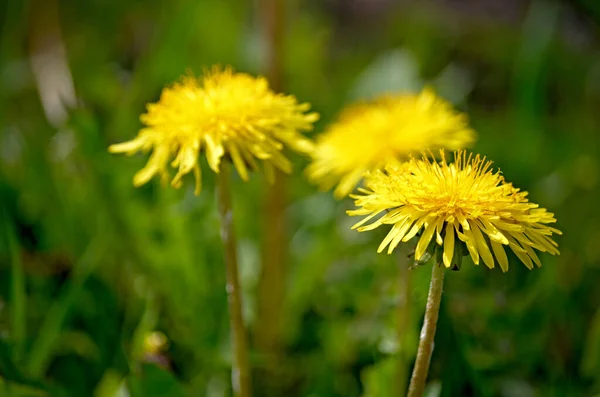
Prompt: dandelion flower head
<box><xmin>109</xmin><ymin>67</ymin><xmax>319</xmax><ymax>194</ymax></box>
<box><xmin>306</xmin><ymin>88</ymin><xmax>476</xmax><ymax>198</ymax></box>
<box><xmin>348</xmin><ymin>150</ymin><xmax>561</xmax><ymax>272</ymax></box>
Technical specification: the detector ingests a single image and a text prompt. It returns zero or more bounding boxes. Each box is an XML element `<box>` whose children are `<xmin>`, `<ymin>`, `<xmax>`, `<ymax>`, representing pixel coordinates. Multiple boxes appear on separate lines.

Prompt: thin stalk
<box><xmin>407</xmin><ymin>263</ymin><xmax>445</xmax><ymax>397</ymax></box>
<box><xmin>216</xmin><ymin>162</ymin><xmax>252</xmax><ymax>397</ymax></box>
<box><xmin>256</xmin><ymin>0</ymin><xmax>286</xmax><ymax>383</ymax></box>
<box><xmin>261</xmin><ymin>0</ymin><xmax>284</xmax><ymax>90</ymax></box>
<box><xmin>396</xmin><ymin>244</ymin><xmax>412</xmax><ymax>396</ymax></box>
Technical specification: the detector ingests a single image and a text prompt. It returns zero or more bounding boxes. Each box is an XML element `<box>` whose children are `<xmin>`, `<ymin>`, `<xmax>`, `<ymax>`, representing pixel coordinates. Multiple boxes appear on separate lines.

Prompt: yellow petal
<box><xmin>456</xmin><ymin>212</ymin><xmax>470</xmax><ymax>230</ymax></box>
<box><xmin>470</xmin><ymin>222</ymin><xmax>495</xmax><ymax>269</ymax></box>
<box><xmin>442</xmin><ymin>222</ymin><xmax>455</xmax><ymax>268</ymax></box>
<box><xmin>462</xmin><ymin>228</ymin><xmax>480</xmax><ymax>265</ymax></box>
<box><xmin>491</xmin><ymin>240</ymin><xmax>509</xmax><ymax>272</ymax></box>
<box><xmin>435</xmin><ymin>217</ymin><xmax>445</xmax><ymax>245</ymax></box>
<box><xmin>402</xmin><ymin>217</ymin><xmax>427</xmax><ymax>242</ymax></box>
<box><xmin>108</xmin><ymin>137</ymin><xmax>147</xmax><ymax>154</ymax></box>
<box><xmin>378</xmin><ymin>222</ymin><xmax>406</xmax><ymax>254</ymax></box>
<box><xmin>204</xmin><ymin>135</ymin><xmax>224</xmax><ymax>172</ymax></box>
<box><xmin>415</xmin><ymin>221</ymin><xmax>436</xmax><ymax>260</ymax></box>
<box><xmin>386</xmin><ymin>219</ymin><xmax>414</xmax><ymax>247</ymax></box>
<box><xmin>523</xmin><ymin>244</ymin><xmax>542</xmax><ymax>268</ymax></box>
<box><xmin>228</xmin><ymin>143</ymin><xmax>249</xmax><ymax>181</ymax></box>
<box><xmin>352</xmin><ymin>210</ymin><xmax>385</xmax><ymax>230</ymax></box>
<box><xmin>479</xmin><ymin>218</ymin><xmax>508</xmax><ymax>244</ymax></box>
<box><xmin>507</xmin><ymin>237</ymin><xmax>533</xmax><ymax>269</ymax></box>
<box><xmin>171</xmin><ymin>144</ymin><xmax>198</xmax><ymax>187</ymax></box>
<box><xmin>133</xmin><ymin>147</ymin><xmax>170</xmax><ymax>187</ymax></box>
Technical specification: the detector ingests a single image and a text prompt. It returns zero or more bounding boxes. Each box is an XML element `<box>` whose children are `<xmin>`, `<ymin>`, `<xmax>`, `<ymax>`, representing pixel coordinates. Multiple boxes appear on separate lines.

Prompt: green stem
<box><xmin>396</xmin><ymin>244</ymin><xmax>412</xmax><ymax>396</ymax></box>
<box><xmin>261</xmin><ymin>0</ymin><xmax>284</xmax><ymax>90</ymax></box>
<box><xmin>256</xmin><ymin>0</ymin><xmax>286</xmax><ymax>388</ymax></box>
<box><xmin>407</xmin><ymin>263</ymin><xmax>445</xmax><ymax>397</ymax></box>
<box><xmin>216</xmin><ymin>162</ymin><xmax>252</xmax><ymax>397</ymax></box>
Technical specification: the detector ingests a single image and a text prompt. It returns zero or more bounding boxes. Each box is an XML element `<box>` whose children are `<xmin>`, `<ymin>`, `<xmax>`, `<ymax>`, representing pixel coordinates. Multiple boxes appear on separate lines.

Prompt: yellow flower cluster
<box><xmin>348</xmin><ymin>151</ymin><xmax>561</xmax><ymax>271</ymax></box>
<box><xmin>109</xmin><ymin>67</ymin><xmax>318</xmax><ymax>194</ymax></box>
<box><xmin>306</xmin><ymin>89</ymin><xmax>476</xmax><ymax>198</ymax></box>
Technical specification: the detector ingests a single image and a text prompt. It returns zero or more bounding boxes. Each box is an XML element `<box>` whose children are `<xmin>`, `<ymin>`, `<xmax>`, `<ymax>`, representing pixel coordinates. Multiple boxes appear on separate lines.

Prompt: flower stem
<box><xmin>216</xmin><ymin>162</ymin><xmax>252</xmax><ymax>397</ymax></box>
<box><xmin>407</xmin><ymin>263</ymin><xmax>445</xmax><ymax>397</ymax></box>
<box><xmin>256</xmin><ymin>0</ymin><xmax>287</xmax><ymax>389</ymax></box>
<box><xmin>396</xmin><ymin>244</ymin><xmax>412</xmax><ymax>396</ymax></box>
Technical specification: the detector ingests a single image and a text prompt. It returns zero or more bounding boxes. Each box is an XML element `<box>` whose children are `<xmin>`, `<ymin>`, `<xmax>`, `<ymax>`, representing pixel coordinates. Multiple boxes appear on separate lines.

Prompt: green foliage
<box><xmin>1</xmin><ymin>0</ymin><xmax>600</xmax><ymax>396</ymax></box>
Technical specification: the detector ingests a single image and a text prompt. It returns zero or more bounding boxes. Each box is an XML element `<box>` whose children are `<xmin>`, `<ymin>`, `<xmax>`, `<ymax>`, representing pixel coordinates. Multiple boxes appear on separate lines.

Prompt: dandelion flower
<box><xmin>109</xmin><ymin>67</ymin><xmax>319</xmax><ymax>194</ymax></box>
<box><xmin>306</xmin><ymin>88</ymin><xmax>475</xmax><ymax>198</ymax></box>
<box><xmin>348</xmin><ymin>150</ymin><xmax>561</xmax><ymax>272</ymax></box>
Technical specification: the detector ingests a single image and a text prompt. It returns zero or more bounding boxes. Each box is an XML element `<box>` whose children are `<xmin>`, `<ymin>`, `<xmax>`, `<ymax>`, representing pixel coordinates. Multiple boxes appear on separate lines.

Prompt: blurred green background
<box><xmin>1</xmin><ymin>0</ymin><xmax>600</xmax><ymax>396</ymax></box>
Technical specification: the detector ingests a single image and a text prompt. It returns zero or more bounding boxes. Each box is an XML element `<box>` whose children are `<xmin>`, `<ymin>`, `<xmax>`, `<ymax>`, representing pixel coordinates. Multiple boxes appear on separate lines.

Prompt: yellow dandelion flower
<box><xmin>109</xmin><ymin>67</ymin><xmax>319</xmax><ymax>194</ymax></box>
<box><xmin>306</xmin><ymin>88</ymin><xmax>476</xmax><ymax>198</ymax></box>
<box><xmin>348</xmin><ymin>150</ymin><xmax>561</xmax><ymax>272</ymax></box>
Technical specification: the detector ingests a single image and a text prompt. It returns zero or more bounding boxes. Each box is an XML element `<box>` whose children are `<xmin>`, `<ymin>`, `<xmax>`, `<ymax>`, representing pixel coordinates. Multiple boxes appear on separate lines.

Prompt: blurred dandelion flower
<box><xmin>348</xmin><ymin>150</ymin><xmax>561</xmax><ymax>272</ymax></box>
<box><xmin>306</xmin><ymin>88</ymin><xmax>475</xmax><ymax>198</ymax></box>
<box><xmin>109</xmin><ymin>67</ymin><xmax>319</xmax><ymax>194</ymax></box>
